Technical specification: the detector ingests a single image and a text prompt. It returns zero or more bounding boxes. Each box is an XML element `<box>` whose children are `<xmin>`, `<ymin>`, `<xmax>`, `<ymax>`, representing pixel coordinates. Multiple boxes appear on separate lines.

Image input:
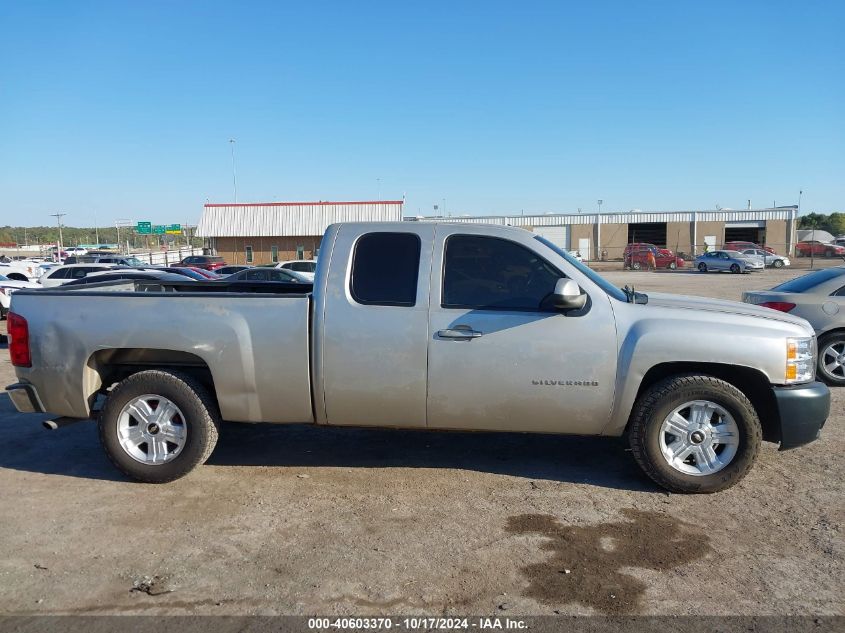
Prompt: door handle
<box><xmin>437</xmin><ymin>326</ymin><xmax>482</xmax><ymax>340</ymax></box>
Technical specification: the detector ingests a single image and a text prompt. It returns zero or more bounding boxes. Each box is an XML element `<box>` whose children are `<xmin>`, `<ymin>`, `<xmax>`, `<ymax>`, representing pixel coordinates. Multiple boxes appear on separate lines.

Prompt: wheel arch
<box><xmin>817</xmin><ymin>327</ymin><xmax>845</xmax><ymax>342</ymax></box>
<box><xmin>627</xmin><ymin>362</ymin><xmax>780</xmax><ymax>443</ymax></box>
<box><xmin>86</xmin><ymin>348</ymin><xmax>220</xmax><ymax>414</ymax></box>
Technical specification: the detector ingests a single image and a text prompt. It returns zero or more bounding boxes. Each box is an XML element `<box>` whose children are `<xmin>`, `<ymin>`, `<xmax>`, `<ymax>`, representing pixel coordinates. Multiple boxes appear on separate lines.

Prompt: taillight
<box><xmin>8</xmin><ymin>312</ymin><xmax>31</xmax><ymax>367</ymax></box>
<box><xmin>760</xmin><ymin>301</ymin><xmax>796</xmax><ymax>313</ymax></box>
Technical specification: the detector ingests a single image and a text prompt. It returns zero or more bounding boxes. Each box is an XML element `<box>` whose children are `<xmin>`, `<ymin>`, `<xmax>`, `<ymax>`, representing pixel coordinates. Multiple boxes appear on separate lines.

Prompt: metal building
<box><xmin>408</xmin><ymin>207</ymin><xmax>798</xmax><ymax>260</ymax></box>
<box><xmin>197</xmin><ymin>200</ymin><xmax>404</xmax><ymax>264</ymax></box>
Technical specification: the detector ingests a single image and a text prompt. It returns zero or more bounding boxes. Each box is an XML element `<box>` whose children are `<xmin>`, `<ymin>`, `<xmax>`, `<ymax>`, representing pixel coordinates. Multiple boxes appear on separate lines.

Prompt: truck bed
<box><xmin>10</xmin><ymin>283</ymin><xmax>315</xmax><ymax>424</ymax></box>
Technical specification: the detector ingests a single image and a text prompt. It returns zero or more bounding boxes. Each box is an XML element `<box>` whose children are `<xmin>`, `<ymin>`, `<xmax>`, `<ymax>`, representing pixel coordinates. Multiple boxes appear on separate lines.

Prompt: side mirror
<box><xmin>551</xmin><ymin>278</ymin><xmax>587</xmax><ymax>311</ymax></box>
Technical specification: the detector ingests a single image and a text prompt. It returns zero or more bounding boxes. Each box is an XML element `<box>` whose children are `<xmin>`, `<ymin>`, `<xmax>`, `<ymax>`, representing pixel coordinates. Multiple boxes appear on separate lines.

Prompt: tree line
<box><xmin>797</xmin><ymin>213</ymin><xmax>845</xmax><ymax>237</ymax></box>
<box><xmin>0</xmin><ymin>226</ymin><xmax>202</xmax><ymax>248</ymax></box>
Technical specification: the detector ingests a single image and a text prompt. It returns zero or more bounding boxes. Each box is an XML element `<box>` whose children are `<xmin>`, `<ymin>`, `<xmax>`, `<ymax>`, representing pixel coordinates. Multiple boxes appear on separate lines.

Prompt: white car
<box><xmin>275</xmin><ymin>260</ymin><xmax>317</xmax><ymax>281</ymax></box>
<box><xmin>64</xmin><ymin>247</ymin><xmax>89</xmax><ymax>256</ymax></box>
<box><xmin>38</xmin><ymin>264</ymin><xmax>122</xmax><ymax>288</ymax></box>
<box><xmin>0</xmin><ymin>274</ymin><xmax>40</xmax><ymax>318</ymax></box>
<box><xmin>0</xmin><ymin>259</ymin><xmax>45</xmax><ymax>281</ymax></box>
<box><xmin>740</xmin><ymin>248</ymin><xmax>791</xmax><ymax>268</ymax></box>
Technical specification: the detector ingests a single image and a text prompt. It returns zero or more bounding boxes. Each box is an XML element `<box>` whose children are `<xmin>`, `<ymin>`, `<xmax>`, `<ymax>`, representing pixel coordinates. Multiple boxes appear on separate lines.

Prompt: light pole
<box><xmin>229</xmin><ymin>139</ymin><xmax>238</xmax><ymax>203</ymax></box>
<box><xmin>597</xmin><ymin>199</ymin><xmax>603</xmax><ymax>214</ymax></box>
<box><xmin>50</xmin><ymin>212</ymin><xmax>66</xmax><ymax>260</ymax></box>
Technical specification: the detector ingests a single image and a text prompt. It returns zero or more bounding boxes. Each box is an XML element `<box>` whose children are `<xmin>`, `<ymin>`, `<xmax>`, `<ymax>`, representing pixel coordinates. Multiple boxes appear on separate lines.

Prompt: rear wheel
<box><xmin>824</xmin><ymin>250</ymin><xmax>833</xmax><ymax>258</ymax></box>
<box><xmin>99</xmin><ymin>370</ymin><xmax>220</xmax><ymax>483</ymax></box>
<box><xmin>730</xmin><ymin>263</ymin><xmax>741</xmax><ymax>274</ymax></box>
<box><xmin>817</xmin><ymin>333</ymin><xmax>845</xmax><ymax>386</ymax></box>
<box><xmin>698</xmin><ymin>263</ymin><xmax>708</xmax><ymax>273</ymax></box>
<box><xmin>632</xmin><ymin>261</ymin><xmax>642</xmax><ymax>270</ymax></box>
<box><xmin>628</xmin><ymin>375</ymin><xmax>761</xmax><ymax>493</ymax></box>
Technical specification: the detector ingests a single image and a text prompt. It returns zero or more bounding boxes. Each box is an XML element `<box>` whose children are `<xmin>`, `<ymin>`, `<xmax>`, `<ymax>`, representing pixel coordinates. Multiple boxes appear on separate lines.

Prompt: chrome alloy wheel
<box><xmin>659</xmin><ymin>400</ymin><xmax>739</xmax><ymax>476</ymax></box>
<box><xmin>821</xmin><ymin>341</ymin><xmax>845</xmax><ymax>380</ymax></box>
<box><xmin>117</xmin><ymin>394</ymin><xmax>187</xmax><ymax>465</ymax></box>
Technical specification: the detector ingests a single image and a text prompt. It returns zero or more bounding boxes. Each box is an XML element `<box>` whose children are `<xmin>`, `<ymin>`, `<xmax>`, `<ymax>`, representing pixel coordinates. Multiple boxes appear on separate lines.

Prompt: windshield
<box><xmin>534</xmin><ymin>235</ymin><xmax>628</xmax><ymax>302</ymax></box>
<box><xmin>772</xmin><ymin>267</ymin><xmax>845</xmax><ymax>293</ymax></box>
<box><xmin>124</xmin><ymin>257</ymin><xmax>146</xmax><ymax>266</ymax></box>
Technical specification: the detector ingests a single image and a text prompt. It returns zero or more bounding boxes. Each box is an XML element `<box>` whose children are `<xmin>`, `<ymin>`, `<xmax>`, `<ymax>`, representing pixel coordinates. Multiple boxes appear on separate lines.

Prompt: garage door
<box><xmin>533</xmin><ymin>226</ymin><xmax>570</xmax><ymax>251</ymax></box>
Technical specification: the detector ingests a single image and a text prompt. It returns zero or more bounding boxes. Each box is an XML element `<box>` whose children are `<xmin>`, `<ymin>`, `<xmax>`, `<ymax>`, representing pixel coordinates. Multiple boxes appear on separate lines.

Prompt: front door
<box><xmin>426</xmin><ymin>225</ymin><xmax>618</xmax><ymax>435</ymax></box>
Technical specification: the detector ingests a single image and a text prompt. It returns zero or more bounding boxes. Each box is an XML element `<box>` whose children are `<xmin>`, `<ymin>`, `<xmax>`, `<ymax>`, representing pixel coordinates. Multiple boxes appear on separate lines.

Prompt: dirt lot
<box><xmin>0</xmin><ymin>267</ymin><xmax>842</xmax><ymax>616</ymax></box>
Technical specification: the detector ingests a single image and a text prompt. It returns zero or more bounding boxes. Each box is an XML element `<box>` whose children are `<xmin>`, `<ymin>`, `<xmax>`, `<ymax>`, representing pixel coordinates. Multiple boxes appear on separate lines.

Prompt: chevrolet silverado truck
<box><xmin>6</xmin><ymin>222</ymin><xmax>831</xmax><ymax>493</ymax></box>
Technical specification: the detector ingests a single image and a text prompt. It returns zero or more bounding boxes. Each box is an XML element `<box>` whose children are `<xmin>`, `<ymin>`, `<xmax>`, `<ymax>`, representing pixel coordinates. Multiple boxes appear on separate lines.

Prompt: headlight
<box><xmin>786</xmin><ymin>337</ymin><xmax>815</xmax><ymax>383</ymax></box>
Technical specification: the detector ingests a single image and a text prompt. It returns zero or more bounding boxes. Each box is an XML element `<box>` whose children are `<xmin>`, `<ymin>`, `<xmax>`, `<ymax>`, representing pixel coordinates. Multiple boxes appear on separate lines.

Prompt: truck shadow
<box><xmin>207</xmin><ymin>421</ymin><xmax>657</xmax><ymax>492</ymax></box>
<box><xmin>0</xmin><ymin>397</ymin><xmax>656</xmax><ymax>491</ymax></box>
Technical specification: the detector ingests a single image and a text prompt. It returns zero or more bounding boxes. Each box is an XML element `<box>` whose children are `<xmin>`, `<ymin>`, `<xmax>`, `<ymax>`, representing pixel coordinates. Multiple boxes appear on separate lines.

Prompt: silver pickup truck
<box><xmin>6</xmin><ymin>222</ymin><xmax>830</xmax><ymax>493</ymax></box>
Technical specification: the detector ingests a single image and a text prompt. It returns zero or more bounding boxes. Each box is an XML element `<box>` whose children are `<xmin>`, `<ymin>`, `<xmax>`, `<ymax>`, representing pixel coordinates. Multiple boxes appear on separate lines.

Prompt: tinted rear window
<box><xmin>351</xmin><ymin>232</ymin><xmax>420</xmax><ymax>306</ymax></box>
<box><xmin>772</xmin><ymin>268</ymin><xmax>845</xmax><ymax>293</ymax></box>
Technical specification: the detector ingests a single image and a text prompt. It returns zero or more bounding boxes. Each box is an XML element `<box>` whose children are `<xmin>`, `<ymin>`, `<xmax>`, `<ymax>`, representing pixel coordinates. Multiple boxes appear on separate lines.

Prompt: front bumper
<box><xmin>773</xmin><ymin>381</ymin><xmax>830</xmax><ymax>450</ymax></box>
<box><xmin>6</xmin><ymin>382</ymin><xmax>46</xmax><ymax>414</ymax></box>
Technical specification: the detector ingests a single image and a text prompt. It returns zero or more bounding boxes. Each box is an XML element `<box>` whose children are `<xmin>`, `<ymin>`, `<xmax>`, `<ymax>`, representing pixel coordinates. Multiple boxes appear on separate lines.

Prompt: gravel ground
<box><xmin>0</xmin><ymin>267</ymin><xmax>842</xmax><ymax>616</ymax></box>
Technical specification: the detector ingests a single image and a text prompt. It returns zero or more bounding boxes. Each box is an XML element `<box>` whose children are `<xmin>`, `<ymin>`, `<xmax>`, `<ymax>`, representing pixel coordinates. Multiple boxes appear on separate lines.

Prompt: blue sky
<box><xmin>1</xmin><ymin>0</ymin><xmax>843</xmax><ymax>226</ymax></box>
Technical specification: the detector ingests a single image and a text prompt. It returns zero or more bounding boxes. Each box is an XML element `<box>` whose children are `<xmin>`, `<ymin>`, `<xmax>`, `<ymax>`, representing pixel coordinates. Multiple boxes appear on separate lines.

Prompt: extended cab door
<box><xmin>320</xmin><ymin>224</ymin><xmax>434</xmax><ymax>428</ymax></box>
<box><xmin>426</xmin><ymin>225</ymin><xmax>618</xmax><ymax>434</ymax></box>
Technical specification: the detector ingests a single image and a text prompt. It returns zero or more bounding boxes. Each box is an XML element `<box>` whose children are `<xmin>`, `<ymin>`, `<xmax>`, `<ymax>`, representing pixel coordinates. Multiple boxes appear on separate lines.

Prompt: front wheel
<box><xmin>773</xmin><ymin>259</ymin><xmax>784</xmax><ymax>268</ymax></box>
<box><xmin>99</xmin><ymin>370</ymin><xmax>220</xmax><ymax>483</ymax></box>
<box><xmin>730</xmin><ymin>263</ymin><xmax>741</xmax><ymax>274</ymax></box>
<box><xmin>817</xmin><ymin>333</ymin><xmax>845</xmax><ymax>386</ymax></box>
<box><xmin>668</xmin><ymin>261</ymin><xmax>677</xmax><ymax>270</ymax></box>
<box><xmin>628</xmin><ymin>375</ymin><xmax>762</xmax><ymax>493</ymax></box>
<box><xmin>698</xmin><ymin>263</ymin><xmax>708</xmax><ymax>273</ymax></box>
<box><xmin>824</xmin><ymin>250</ymin><xmax>833</xmax><ymax>258</ymax></box>
<box><xmin>631</xmin><ymin>261</ymin><xmax>642</xmax><ymax>270</ymax></box>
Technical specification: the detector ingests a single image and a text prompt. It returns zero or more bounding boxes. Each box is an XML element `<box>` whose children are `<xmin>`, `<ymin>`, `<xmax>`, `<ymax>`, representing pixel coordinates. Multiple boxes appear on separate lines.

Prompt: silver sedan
<box><xmin>743</xmin><ymin>266</ymin><xmax>845</xmax><ymax>386</ymax></box>
<box><xmin>695</xmin><ymin>250</ymin><xmax>765</xmax><ymax>273</ymax></box>
<box><xmin>740</xmin><ymin>248</ymin><xmax>791</xmax><ymax>268</ymax></box>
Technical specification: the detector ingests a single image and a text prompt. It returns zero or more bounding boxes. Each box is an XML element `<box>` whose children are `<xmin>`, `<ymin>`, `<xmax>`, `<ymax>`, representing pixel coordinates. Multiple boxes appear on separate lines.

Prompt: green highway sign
<box><xmin>136</xmin><ymin>221</ymin><xmax>152</xmax><ymax>235</ymax></box>
<box><xmin>166</xmin><ymin>224</ymin><xmax>182</xmax><ymax>235</ymax></box>
<box><xmin>153</xmin><ymin>225</ymin><xmax>166</xmax><ymax>234</ymax></box>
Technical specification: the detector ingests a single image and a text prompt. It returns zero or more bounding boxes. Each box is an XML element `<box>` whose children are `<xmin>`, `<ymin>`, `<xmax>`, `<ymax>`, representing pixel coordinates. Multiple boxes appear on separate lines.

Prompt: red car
<box><xmin>724</xmin><ymin>241</ymin><xmax>775</xmax><ymax>254</ymax></box>
<box><xmin>175</xmin><ymin>255</ymin><xmax>227</xmax><ymax>271</ymax></box>
<box><xmin>623</xmin><ymin>243</ymin><xmax>685</xmax><ymax>270</ymax></box>
<box><xmin>795</xmin><ymin>240</ymin><xmax>845</xmax><ymax>258</ymax></box>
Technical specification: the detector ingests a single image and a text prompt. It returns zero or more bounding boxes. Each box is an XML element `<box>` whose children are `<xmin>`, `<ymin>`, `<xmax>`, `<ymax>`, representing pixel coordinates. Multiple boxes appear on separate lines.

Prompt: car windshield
<box><xmin>124</xmin><ymin>257</ymin><xmax>146</xmax><ymax>266</ymax></box>
<box><xmin>534</xmin><ymin>236</ymin><xmax>628</xmax><ymax>302</ymax></box>
<box><xmin>772</xmin><ymin>267</ymin><xmax>845</xmax><ymax>293</ymax></box>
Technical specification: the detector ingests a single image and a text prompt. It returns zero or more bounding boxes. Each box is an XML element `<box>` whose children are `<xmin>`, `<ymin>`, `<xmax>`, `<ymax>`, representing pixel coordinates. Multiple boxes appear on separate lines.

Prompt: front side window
<box><xmin>245</xmin><ymin>246</ymin><xmax>254</xmax><ymax>264</ymax></box>
<box><xmin>443</xmin><ymin>235</ymin><xmax>561</xmax><ymax>310</ymax></box>
<box><xmin>350</xmin><ymin>232</ymin><xmax>420</xmax><ymax>306</ymax></box>
<box><xmin>244</xmin><ymin>269</ymin><xmax>267</xmax><ymax>281</ymax></box>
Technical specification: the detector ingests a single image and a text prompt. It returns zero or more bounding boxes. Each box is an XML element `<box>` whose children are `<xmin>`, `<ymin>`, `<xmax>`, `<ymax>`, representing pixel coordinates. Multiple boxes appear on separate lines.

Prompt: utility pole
<box><xmin>377</xmin><ymin>178</ymin><xmax>381</xmax><ymax>200</ymax></box>
<box><xmin>229</xmin><ymin>139</ymin><xmax>238</xmax><ymax>203</ymax></box>
<box><xmin>94</xmin><ymin>214</ymin><xmax>99</xmax><ymax>245</ymax></box>
<box><xmin>50</xmin><ymin>212</ymin><xmax>66</xmax><ymax>260</ymax></box>
<box><xmin>597</xmin><ymin>199</ymin><xmax>603</xmax><ymax>214</ymax></box>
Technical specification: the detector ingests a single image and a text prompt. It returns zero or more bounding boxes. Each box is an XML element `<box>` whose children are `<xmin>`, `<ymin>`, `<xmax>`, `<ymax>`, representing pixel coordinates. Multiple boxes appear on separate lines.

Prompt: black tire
<box><xmin>632</xmin><ymin>261</ymin><xmax>642</xmax><ymax>270</ymax></box>
<box><xmin>698</xmin><ymin>263</ymin><xmax>707</xmax><ymax>273</ymax></box>
<box><xmin>817</xmin><ymin>333</ymin><xmax>845</xmax><ymax>387</ymax></box>
<box><xmin>730</xmin><ymin>263</ymin><xmax>741</xmax><ymax>274</ymax></box>
<box><xmin>98</xmin><ymin>370</ymin><xmax>220</xmax><ymax>483</ymax></box>
<box><xmin>628</xmin><ymin>375</ymin><xmax>762</xmax><ymax>493</ymax></box>
<box><xmin>668</xmin><ymin>261</ymin><xmax>677</xmax><ymax>270</ymax></box>
<box><xmin>773</xmin><ymin>259</ymin><xmax>784</xmax><ymax>268</ymax></box>
<box><xmin>824</xmin><ymin>250</ymin><xmax>833</xmax><ymax>259</ymax></box>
